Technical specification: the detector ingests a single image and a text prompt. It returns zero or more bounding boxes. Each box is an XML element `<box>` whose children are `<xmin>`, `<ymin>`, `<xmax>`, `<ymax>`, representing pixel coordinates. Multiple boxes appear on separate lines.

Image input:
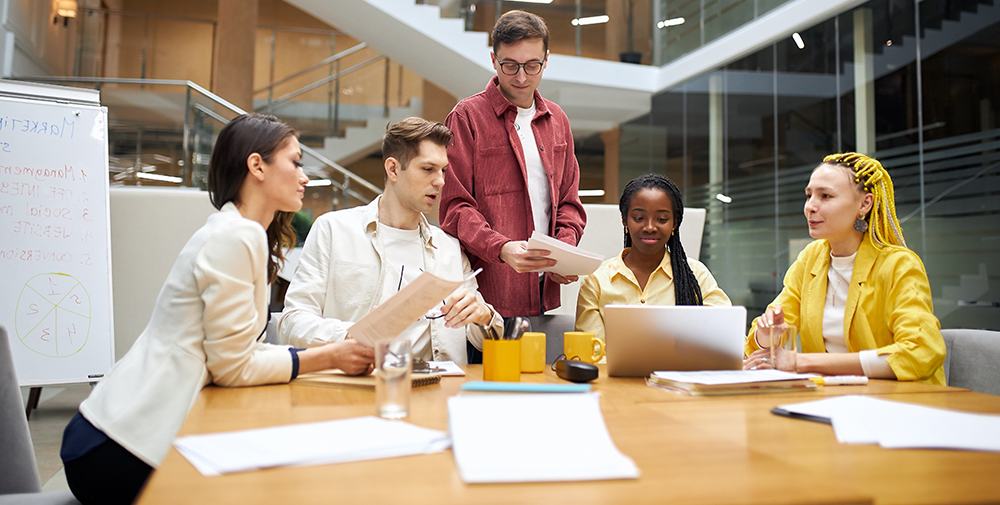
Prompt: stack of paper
<box><xmin>775</xmin><ymin>395</ymin><xmax>1000</xmax><ymax>451</ymax></box>
<box><xmin>448</xmin><ymin>393</ymin><xmax>639</xmax><ymax>483</ymax></box>
<box><xmin>526</xmin><ymin>231</ymin><xmax>604</xmax><ymax>277</ymax></box>
<box><xmin>173</xmin><ymin>416</ymin><xmax>451</xmax><ymax>476</ymax></box>
<box><xmin>648</xmin><ymin>370</ymin><xmax>818</xmax><ymax>396</ymax></box>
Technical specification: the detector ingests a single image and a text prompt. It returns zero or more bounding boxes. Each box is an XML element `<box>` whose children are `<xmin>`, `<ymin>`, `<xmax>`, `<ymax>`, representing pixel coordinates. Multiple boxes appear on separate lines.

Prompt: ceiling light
<box><xmin>306</xmin><ymin>179</ymin><xmax>333</xmax><ymax>187</ymax></box>
<box><xmin>657</xmin><ymin>17</ymin><xmax>685</xmax><ymax>29</ymax></box>
<box><xmin>136</xmin><ymin>172</ymin><xmax>182</xmax><ymax>183</ymax></box>
<box><xmin>572</xmin><ymin>15</ymin><xmax>609</xmax><ymax>26</ymax></box>
<box><xmin>505</xmin><ymin>0</ymin><xmax>553</xmax><ymax>3</ymax></box>
<box><xmin>792</xmin><ymin>32</ymin><xmax>805</xmax><ymax>50</ymax></box>
<box><xmin>56</xmin><ymin>0</ymin><xmax>77</xmax><ymax>17</ymax></box>
<box><xmin>715</xmin><ymin>193</ymin><xmax>732</xmax><ymax>204</ymax></box>
<box><xmin>579</xmin><ymin>189</ymin><xmax>605</xmax><ymax>197</ymax></box>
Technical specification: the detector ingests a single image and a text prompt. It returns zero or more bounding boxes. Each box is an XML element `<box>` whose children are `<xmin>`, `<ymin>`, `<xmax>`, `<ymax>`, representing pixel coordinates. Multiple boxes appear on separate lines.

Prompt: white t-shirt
<box><xmin>822</xmin><ymin>251</ymin><xmax>894</xmax><ymax>379</ymax></box>
<box><xmin>378</xmin><ymin>223</ymin><xmax>432</xmax><ymax>359</ymax></box>
<box><xmin>514</xmin><ymin>103</ymin><xmax>551</xmax><ymax>238</ymax></box>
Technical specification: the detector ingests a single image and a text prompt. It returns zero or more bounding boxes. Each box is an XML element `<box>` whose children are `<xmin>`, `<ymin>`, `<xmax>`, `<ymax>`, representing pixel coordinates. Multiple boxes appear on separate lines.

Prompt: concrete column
<box><xmin>709</xmin><ymin>73</ymin><xmax>723</xmax><ymax>187</ymax></box>
<box><xmin>853</xmin><ymin>8</ymin><xmax>875</xmax><ymax>155</ymax></box>
<box><xmin>600</xmin><ymin>127</ymin><xmax>620</xmax><ymax>205</ymax></box>
<box><xmin>212</xmin><ymin>0</ymin><xmax>257</xmax><ymax>111</ymax></box>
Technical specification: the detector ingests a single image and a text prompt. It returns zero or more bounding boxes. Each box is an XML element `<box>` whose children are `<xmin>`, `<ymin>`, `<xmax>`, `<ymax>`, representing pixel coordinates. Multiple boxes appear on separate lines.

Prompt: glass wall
<box><xmin>625</xmin><ymin>0</ymin><xmax>1000</xmax><ymax>329</ymax></box>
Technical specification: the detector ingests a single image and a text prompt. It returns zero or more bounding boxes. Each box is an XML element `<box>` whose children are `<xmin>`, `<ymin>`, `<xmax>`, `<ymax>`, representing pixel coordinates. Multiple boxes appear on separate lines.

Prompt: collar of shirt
<box><xmin>361</xmin><ymin>195</ymin><xmax>437</xmax><ymax>250</ymax></box>
<box><xmin>485</xmin><ymin>75</ymin><xmax>551</xmax><ymax>120</ymax></box>
<box><xmin>609</xmin><ymin>247</ymin><xmax>674</xmax><ymax>287</ymax></box>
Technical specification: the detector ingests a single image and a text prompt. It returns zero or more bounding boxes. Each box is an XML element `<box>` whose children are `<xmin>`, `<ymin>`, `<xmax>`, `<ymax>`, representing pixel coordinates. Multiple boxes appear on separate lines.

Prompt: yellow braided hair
<box><xmin>822</xmin><ymin>152</ymin><xmax>907</xmax><ymax>249</ymax></box>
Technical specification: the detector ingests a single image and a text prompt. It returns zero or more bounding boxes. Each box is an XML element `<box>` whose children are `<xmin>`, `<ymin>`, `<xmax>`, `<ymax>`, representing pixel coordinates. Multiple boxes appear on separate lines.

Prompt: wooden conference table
<box><xmin>136</xmin><ymin>366</ymin><xmax>1000</xmax><ymax>505</ymax></box>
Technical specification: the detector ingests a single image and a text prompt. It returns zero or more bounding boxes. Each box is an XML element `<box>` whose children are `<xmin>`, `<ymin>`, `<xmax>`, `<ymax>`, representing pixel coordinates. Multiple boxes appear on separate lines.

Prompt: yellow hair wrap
<box><xmin>822</xmin><ymin>152</ymin><xmax>907</xmax><ymax>249</ymax></box>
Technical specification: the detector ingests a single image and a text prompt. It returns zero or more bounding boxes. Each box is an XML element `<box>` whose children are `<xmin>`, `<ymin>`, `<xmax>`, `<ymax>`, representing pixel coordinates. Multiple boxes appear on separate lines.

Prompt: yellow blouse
<box><xmin>745</xmin><ymin>237</ymin><xmax>946</xmax><ymax>385</ymax></box>
<box><xmin>576</xmin><ymin>248</ymin><xmax>731</xmax><ymax>342</ymax></box>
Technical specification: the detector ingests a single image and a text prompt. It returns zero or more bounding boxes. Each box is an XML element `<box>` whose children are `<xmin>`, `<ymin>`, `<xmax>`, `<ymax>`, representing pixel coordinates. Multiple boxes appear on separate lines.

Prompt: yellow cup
<box><xmin>520</xmin><ymin>332</ymin><xmax>546</xmax><ymax>373</ymax></box>
<box><xmin>483</xmin><ymin>339</ymin><xmax>521</xmax><ymax>382</ymax></box>
<box><xmin>563</xmin><ymin>331</ymin><xmax>605</xmax><ymax>364</ymax></box>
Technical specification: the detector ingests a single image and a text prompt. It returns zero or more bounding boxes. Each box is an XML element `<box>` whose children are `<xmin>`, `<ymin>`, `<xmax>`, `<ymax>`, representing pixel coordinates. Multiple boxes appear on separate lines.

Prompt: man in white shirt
<box><xmin>277</xmin><ymin>117</ymin><xmax>501</xmax><ymax>363</ymax></box>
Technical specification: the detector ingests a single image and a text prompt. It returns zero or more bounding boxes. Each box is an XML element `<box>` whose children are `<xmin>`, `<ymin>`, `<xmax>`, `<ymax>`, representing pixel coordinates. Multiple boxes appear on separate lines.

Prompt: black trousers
<box><xmin>65</xmin><ymin>437</ymin><xmax>153</xmax><ymax>505</ymax></box>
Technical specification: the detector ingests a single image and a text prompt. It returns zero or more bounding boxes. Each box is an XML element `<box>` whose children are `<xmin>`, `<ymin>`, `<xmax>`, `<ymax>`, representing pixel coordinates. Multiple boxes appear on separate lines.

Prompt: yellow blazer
<box><xmin>746</xmin><ymin>237</ymin><xmax>946</xmax><ymax>385</ymax></box>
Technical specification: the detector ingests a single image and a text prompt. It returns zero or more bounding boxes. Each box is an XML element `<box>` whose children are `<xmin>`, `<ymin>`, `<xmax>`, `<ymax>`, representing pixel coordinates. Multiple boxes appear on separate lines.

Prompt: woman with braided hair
<box><xmin>576</xmin><ymin>174</ymin><xmax>730</xmax><ymax>342</ymax></box>
<box><xmin>744</xmin><ymin>153</ymin><xmax>946</xmax><ymax>385</ymax></box>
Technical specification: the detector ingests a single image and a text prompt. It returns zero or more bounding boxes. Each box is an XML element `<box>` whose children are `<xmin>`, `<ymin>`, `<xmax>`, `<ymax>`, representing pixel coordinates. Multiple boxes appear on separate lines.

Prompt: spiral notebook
<box><xmin>293</xmin><ymin>370</ymin><xmax>442</xmax><ymax>389</ymax></box>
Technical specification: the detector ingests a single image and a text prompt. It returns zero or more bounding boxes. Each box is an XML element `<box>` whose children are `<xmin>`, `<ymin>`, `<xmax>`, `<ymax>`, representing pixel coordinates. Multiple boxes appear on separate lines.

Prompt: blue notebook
<box><xmin>460</xmin><ymin>381</ymin><xmax>591</xmax><ymax>393</ymax></box>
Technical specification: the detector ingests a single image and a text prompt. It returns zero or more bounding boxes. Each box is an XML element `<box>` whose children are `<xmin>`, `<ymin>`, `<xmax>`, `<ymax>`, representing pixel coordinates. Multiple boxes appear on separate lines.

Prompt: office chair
<box><xmin>941</xmin><ymin>329</ymin><xmax>1000</xmax><ymax>396</ymax></box>
<box><xmin>0</xmin><ymin>325</ymin><xmax>80</xmax><ymax>504</ymax></box>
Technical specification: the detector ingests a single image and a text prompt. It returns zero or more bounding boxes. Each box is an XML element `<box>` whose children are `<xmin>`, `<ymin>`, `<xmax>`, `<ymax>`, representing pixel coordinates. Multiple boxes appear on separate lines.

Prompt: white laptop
<box><xmin>604</xmin><ymin>305</ymin><xmax>748</xmax><ymax>378</ymax></box>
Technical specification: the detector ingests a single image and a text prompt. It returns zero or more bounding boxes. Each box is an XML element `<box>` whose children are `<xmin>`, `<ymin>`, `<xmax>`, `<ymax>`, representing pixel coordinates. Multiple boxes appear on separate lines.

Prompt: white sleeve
<box><xmin>859</xmin><ymin>349</ymin><xmax>897</xmax><ymax>379</ymax></box>
<box><xmin>277</xmin><ymin>217</ymin><xmax>355</xmax><ymax>348</ymax></box>
<box><xmin>461</xmin><ymin>253</ymin><xmax>500</xmax><ymax>351</ymax></box>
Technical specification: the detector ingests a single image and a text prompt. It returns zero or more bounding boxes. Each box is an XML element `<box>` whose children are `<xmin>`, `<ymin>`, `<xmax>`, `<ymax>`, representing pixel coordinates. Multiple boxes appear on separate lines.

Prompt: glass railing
<box><xmin>11</xmin><ymin>77</ymin><xmax>381</xmax><ymax>211</ymax></box>
<box><xmin>252</xmin><ymin>42</ymin><xmax>412</xmax><ymax>142</ymax></box>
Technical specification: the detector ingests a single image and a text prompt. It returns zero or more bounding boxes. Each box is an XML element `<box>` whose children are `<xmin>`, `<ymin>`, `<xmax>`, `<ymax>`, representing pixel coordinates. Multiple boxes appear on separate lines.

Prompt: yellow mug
<box><xmin>483</xmin><ymin>339</ymin><xmax>521</xmax><ymax>382</ymax></box>
<box><xmin>563</xmin><ymin>331</ymin><xmax>605</xmax><ymax>364</ymax></box>
<box><xmin>520</xmin><ymin>332</ymin><xmax>546</xmax><ymax>373</ymax></box>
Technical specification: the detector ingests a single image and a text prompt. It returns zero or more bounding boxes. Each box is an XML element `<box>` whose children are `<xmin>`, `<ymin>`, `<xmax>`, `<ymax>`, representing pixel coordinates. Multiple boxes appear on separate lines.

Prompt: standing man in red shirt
<box><xmin>440</xmin><ymin>10</ymin><xmax>587</xmax><ymax>357</ymax></box>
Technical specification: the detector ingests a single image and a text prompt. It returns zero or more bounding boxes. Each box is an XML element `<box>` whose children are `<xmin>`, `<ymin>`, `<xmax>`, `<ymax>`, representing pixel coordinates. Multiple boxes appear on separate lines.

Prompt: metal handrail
<box><xmin>11</xmin><ymin>76</ymin><xmax>382</xmax><ymax>203</ymax></box>
<box><xmin>252</xmin><ymin>42</ymin><xmax>368</xmax><ymax>95</ymax></box>
<box><xmin>263</xmin><ymin>55</ymin><xmax>387</xmax><ymax>110</ymax></box>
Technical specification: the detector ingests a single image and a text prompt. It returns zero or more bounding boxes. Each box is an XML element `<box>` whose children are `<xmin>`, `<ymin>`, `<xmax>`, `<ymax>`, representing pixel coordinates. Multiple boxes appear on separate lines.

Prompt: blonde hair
<box><xmin>822</xmin><ymin>152</ymin><xmax>906</xmax><ymax>249</ymax></box>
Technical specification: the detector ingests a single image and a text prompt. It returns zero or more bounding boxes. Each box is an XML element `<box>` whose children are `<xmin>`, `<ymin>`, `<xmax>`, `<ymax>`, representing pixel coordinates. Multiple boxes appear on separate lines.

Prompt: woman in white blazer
<box><xmin>60</xmin><ymin>114</ymin><xmax>374</xmax><ymax>505</ymax></box>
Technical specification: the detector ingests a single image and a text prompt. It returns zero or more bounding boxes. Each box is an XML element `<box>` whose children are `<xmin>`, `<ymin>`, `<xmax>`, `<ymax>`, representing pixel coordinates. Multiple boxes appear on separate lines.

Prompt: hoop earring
<box><xmin>854</xmin><ymin>214</ymin><xmax>868</xmax><ymax>233</ymax></box>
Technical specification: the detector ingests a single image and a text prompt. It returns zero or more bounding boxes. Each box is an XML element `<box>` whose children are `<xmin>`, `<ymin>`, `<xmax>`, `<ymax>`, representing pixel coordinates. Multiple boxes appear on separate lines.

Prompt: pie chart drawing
<box><xmin>14</xmin><ymin>273</ymin><xmax>91</xmax><ymax>358</ymax></box>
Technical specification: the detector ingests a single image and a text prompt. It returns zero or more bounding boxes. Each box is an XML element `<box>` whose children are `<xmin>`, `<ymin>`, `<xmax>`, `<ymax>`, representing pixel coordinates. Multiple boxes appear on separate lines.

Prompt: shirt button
<box><xmin>640</xmin><ymin>299</ymin><xmax>646</xmax><ymax>304</ymax></box>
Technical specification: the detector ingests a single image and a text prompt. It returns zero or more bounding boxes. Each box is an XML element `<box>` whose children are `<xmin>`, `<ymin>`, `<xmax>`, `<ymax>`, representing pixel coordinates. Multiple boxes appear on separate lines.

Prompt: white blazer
<box><xmin>278</xmin><ymin>196</ymin><xmax>501</xmax><ymax>362</ymax></box>
<box><xmin>80</xmin><ymin>203</ymin><xmax>293</xmax><ymax>467</ymax></box>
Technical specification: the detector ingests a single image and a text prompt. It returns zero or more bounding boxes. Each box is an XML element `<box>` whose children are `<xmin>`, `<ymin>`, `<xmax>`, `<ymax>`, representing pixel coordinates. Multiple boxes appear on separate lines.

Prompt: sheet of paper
<box><xmin>173</xmin><ymin>416</ymin><xmax>451</xmax><ymax>476</ymax></box>
<box><xmin>428</xmin><ymin>361</ymin><xmax>465</xmax><ymax>376</ymax></box>
<box><xmin>653</xmin><ymin>369</ymin><xmax>817</xmax><ymax>385</ymax></box>
<box><xmin>349</xmin><ymin>271</ymin><xmax>463</xmax><ymax>346</ymax></box>
<box><xmin>526</xmin><ymin>231</ymin><xmax>604</xmax><ymax>277</ymax></box>
<box><xmin>448</xmin><ymin>392</ymin><xmax>639</xmax><ymax>483</ymax></box>
<box><xmin>777</xmin><ymin>395</ymin><xmax>1000</xmax><ymax>451</ymax></box>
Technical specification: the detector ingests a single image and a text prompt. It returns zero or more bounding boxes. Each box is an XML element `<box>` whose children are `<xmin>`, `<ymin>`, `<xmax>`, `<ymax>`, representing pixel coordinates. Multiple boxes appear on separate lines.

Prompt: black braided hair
<box><xmin>619</xmin><ymin>173</ymin><xmax>704</xmax><ymax>306</ymax></box>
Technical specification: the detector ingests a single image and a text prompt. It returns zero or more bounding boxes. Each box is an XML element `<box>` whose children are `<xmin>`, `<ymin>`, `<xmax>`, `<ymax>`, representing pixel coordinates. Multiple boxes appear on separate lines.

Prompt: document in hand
<box><xmin>648</xmin><ymin>370</ymin><xmax>819</xmax><ymax>396</ymax></box>
<box><xmin>774</xmin><ymin>395</ymin><xmax>1000</xmax><ymax>452</ymax></box>
<box><xmin>526</xmin><ymin>231</ymin><xmax>604</xmax><ymax>277</ymax></box>
<box><xmin>448</xmin><ymin>393</ymin><xmax>639</xmax><ymax>483</ymax></box>
<box><xmin>173</xmin><ymin>416</ymin><xmax>451</xmax><ymax>476</ymax></box>
<box><xmin>349</xmin><ymin>271</ymin><xmax>464</xmax><ymax>346</ymax></box>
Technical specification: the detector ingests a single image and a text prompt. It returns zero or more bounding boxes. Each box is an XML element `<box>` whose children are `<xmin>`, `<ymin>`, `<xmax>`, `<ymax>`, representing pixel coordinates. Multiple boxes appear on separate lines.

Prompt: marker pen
<box><xmin>810</xmin><ymin>375</ymin><xmax>869</xmax><ymax>386</ymax></box>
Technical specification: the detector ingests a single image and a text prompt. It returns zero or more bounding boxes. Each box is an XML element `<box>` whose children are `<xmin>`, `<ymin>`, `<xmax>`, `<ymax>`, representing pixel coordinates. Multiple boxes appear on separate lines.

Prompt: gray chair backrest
<box><xmin>527</xmin><ymin>315</ymin><xmax>578</xmax><ymax>364</ymax></box>
<box><xmin>0</xmin><ymin>325</ymin><xmax>43</xmax><ymax>494</ymax></box>
<box><xmin>264</xmin><ymin>312</ymin><xmax>282</xmax><ymax>345</ymax></box>
<box><xmin>941</xmin><ymin>329</ymin><xmax>1000</xmax><ymax>396</ymax></box>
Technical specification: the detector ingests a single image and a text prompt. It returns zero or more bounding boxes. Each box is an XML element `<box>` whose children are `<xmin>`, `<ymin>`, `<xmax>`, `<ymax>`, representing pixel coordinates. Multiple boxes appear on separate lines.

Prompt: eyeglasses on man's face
<box><xmin>498</xmin><ymin>60</ymin><xmax>545</xmax><ymax>76</ymax></box>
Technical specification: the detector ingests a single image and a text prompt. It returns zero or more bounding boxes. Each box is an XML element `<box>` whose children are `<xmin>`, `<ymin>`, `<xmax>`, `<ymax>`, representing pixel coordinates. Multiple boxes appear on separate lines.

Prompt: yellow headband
<box><xmin>822</xmin><ymin>152</ymin><xmax>907</xmax><ymax>249</ymax></box>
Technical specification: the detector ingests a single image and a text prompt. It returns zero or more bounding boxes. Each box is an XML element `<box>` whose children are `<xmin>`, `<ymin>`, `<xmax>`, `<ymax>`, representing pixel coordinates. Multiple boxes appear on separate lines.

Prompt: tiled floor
<box><xmin>21</xmin><ymin>384</ymin><xmax>92</xmax><ymax>492</ymax></box>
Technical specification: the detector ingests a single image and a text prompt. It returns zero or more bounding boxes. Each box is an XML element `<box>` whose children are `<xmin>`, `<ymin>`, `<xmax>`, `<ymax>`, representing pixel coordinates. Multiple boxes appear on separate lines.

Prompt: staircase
<box><xmin>285</xmin><ymin>0</ymin><xmax>655</xmax><ymax>137</ymax></box>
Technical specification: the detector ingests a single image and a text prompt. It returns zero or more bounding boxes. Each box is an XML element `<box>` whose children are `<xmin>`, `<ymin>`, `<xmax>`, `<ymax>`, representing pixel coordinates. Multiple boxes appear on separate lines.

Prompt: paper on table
<box><xmin>448</xmin><ymin>392</ymin><xmax>639</xmax><ymax>483</ymax></box>
<box><xmin>428</xmin><ymin>361</ymin><xmax>465</xmax><ymax>376</ymax></box>
<box><xmin>349</xmin><ymin>271</ymin><xmax>463</xmax><ymax>346</ymax></box>
<box><xmin>777</xmin><ymin>395</ymin><xmax>1000</xmax><ymax>451</ymax></box>
<box><xmin>173</xmin><ymin>416</ymin><xmax>451</xmax><ymax>476</ymax></box>
<box><xmin>652</xmin><ymin>369</ymin><xmax>817</xmax><ymax>385</ymax></box>
<box><xmin>526</xmin><ymin>231</ymin><xmax>604</xmax><ymax>277</ymax></box>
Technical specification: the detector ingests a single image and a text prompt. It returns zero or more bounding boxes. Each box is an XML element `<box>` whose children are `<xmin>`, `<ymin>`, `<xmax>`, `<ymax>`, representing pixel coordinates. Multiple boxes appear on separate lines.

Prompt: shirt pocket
<box><xmin>547</xmin><ymin>142</ymin><xmax>569</xmax><ymax>178</ymax></box>
<box><xmin>328</xmin><ymin>261</ymin><xmax>378</xmax><ymax>314</ymax></box>
<box><xmin>476</xmin><ymin>145</ymin><xmax>522</xmax><ymax>196</ymax></box>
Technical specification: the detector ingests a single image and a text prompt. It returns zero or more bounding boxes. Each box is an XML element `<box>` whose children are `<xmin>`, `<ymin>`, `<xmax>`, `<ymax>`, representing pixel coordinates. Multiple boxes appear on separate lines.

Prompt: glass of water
<box><xmin>376</xmin><ymin>339</ymin><xmax>412</xmax><ymax>419</ymax></box>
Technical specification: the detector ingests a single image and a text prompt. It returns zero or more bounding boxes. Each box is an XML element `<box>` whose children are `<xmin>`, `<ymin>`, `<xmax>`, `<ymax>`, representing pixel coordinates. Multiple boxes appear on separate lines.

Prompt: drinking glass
<box><xmin>762</xmin><ymin>324</ymin><xmax>798</xmax><ymax>370</ymax></box>
<box><xmin>376</xmin><ymin>339</ymin><xmax>412</xmax><ymax>419</ymax></box>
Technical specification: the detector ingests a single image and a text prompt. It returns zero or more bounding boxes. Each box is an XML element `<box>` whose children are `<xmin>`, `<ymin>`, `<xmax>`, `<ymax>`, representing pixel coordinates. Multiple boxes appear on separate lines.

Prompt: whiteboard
<box><xmin>0</xmin><ymin>80</ymin><xmax>114</xmax><ymax>386</ymax></box>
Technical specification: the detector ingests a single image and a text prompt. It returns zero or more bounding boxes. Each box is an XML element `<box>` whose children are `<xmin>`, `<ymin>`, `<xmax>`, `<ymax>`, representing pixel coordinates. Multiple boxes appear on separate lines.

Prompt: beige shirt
<box><xmin>576</xmin><ymin>248</ymin><xmax>731</xmax><ymax>342</ymax></box>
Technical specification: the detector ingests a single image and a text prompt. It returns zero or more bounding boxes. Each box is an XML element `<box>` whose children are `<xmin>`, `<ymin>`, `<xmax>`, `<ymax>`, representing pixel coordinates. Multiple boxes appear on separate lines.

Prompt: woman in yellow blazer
<box><xmin>744</xmin><ymin>153</ymin><xmax>945</xmax><ymax>385</ymax></box>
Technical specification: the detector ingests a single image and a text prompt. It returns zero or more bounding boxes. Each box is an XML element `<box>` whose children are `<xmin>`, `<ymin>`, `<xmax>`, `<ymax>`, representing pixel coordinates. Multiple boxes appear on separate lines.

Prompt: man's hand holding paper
<box><xmin>526</xmin><ymin>231</ymin><xmax>604</xmax><ymax>278</ymax></box>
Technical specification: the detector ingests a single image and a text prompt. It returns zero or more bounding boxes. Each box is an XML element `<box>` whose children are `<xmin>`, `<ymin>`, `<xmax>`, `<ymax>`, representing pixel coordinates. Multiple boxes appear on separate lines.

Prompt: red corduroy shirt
<box><xmin>440</xmin><ymin>76</ymin><xmax>587</xmax><ymax>317</ymax></box>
